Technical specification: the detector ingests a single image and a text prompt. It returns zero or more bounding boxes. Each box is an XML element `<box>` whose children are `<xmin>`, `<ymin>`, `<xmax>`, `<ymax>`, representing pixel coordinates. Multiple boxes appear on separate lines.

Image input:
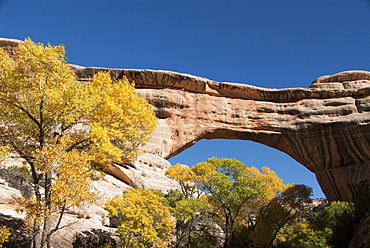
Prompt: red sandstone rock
<box><xmin>71</xmin><ymin>65</ymin><xmax>370</xmax><ymax>203</ymax></box>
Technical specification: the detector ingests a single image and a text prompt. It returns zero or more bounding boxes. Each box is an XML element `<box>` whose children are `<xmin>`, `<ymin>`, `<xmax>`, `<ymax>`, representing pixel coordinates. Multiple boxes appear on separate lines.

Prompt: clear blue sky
<box><xmin>1</xmin><ymin>0</ymin><xmax>370</xmax><ymax>198</ymax></box>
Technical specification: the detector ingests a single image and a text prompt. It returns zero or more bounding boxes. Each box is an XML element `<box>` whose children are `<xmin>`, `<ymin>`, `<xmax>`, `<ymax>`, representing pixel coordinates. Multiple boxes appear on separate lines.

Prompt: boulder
<box><xmin>72</xmin><ymin>229</ymin><xmax>120</xmax><ymax>248</ymax></box>
<box><xmin>0</xmin><ymin>213</ymin><xmax>32</xmax><ymax>248</ymax></box>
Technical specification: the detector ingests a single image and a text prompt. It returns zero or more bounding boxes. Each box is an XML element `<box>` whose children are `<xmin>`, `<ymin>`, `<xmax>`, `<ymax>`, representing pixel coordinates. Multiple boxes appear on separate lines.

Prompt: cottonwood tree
<box><xmin>106</xmin><ymin>188</ymin><xmax>175</xmax><ymax>248</ymax></box>
<box><xmin>166</xmin><ymin>164</ymin><xmax>217</xmax><ymax>248</ymax></box>
<box><xmin>167</xmin><ymin>158</ymin><xmax>268</xmax><ymax>248</ymax></box>
<box><xmin>310</xmin><ymin>201</ymin><xmax>355</xmax><ymax>248</ymax></box>
<box><xmin>277</xmin><ymin>201</ymin><xmax>353</xmax><ymax>248</ymax></box>
<box><xmin>248</xmin><ymin>184</ymin><xmax>313</xmax><ymax>247</ymax></box>
<box><xmin>172</xmin><ymin>197</ymin><xmax>216</xmax><ymax>248</ymax></box>
<box><xmin>0</xmin><ymin>39</ymin><xmax>157</xmax><ymax>248</ymax></box>
<box><xmin>191</xmin><ymin>157</ymin><xmax>267</xmax><ymax>248</ymax></box>
<box><xmin>166</xmin><ymin>163</ymin><xmax>202</xmax><ymax>199</ymax></box>
<box><xmin>166</xmin><ymin>158</ymin><xmax>313</xmax><ymax>248</ymax></box>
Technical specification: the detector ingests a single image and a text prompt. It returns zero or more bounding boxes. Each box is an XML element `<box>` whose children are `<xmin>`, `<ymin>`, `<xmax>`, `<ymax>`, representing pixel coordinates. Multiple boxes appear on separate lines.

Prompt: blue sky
<box><xmin>1</xmin><ymin>0</ymin><xmax>370</xmax><ymax>198</ymax></box>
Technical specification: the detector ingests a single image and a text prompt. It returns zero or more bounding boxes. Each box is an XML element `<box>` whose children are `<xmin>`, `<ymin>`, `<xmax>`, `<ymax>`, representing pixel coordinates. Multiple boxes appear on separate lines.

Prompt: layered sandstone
<box><xmin>69</xmin><ymin>65</ymin><xmax>370</xmax><ymax>203</ymax></box>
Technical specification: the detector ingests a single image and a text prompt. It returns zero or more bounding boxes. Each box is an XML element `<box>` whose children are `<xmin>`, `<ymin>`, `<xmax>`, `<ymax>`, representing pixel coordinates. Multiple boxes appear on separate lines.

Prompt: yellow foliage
<box><xmin>24</xmin><ymin>137</ymin><xmax>97</xmax><ymax>227</ymax></box>
<box><xmin>0</xmin><ymin>38</ymin><xmax>157</xmax><ymax>246</ymax></box>
<box><xmin>166</xmin><ymin>158</ymin><xmax>309</xmax><ymax>247</ymax></box>
<box><xmin>40</xmin><ymin>141</ymin><xmax>95</xmax><ymax>206</ymax></box>
<box><xmin>165</xmin><ymin>163</ymin><xmax>200</xmax><ymax>197</ymax></box>
<box><xmin>87</xmin><ymin>71</ymin><xmax>157</xmax><ymax>162</ymax></box>
<box><xmin>106</xmin><ymin>189</ymin><xmax>175</xmax><ymax>248</ymax></box>
<box><xmin>249</xmin><ymin>166</ymin><xmax>287</xmax><ymax>203</ymax></box>
<box><xmin>166</xmin><ymin>163</ymin><xmax>195</xmax><ymax>182</ymax></box>
<box><xmin>0</xmin><ymin>226</ymin><xmax>10</xmax><ymax>247</ymax></box>
<box><xmin>0</xmin><ymin>146</ymin><xmax>9</xmax><ymax>162</ymax></box>
<box><xmin>0</xmin><ymin>38</ymin><xmax>157</xmax><ymax>163</ymax></box>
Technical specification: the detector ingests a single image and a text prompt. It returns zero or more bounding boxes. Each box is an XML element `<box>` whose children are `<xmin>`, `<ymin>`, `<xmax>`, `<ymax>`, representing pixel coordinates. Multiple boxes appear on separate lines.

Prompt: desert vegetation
<box><xmin>0</xmin><ymin>39</ymin><xmax>157</xmax><ymax>248</ymax></box>
<box><xmin>103</xmin><ymin>157</ymin><xmax>360</xmax><ymax>248</ymax></box>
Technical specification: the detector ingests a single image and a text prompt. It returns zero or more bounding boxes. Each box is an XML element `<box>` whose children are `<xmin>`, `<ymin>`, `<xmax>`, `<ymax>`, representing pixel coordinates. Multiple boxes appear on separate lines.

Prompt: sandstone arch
<box><xmin>1</xmin><ymin>38</ymin><xmax>370</xmax><ymax>202</ymax></box>
<box><xmin>72</xmin><ymin>66</ymin><xmax>370</xmax><ymax>202</ymax></box>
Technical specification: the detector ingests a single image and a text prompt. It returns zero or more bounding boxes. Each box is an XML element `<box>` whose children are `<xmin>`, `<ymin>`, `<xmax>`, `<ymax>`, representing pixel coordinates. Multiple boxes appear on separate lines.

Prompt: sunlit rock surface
<box><xmin>71</xmin><ymin>65</ymin><xmax>370</xmax><ymax>203</ymax></box>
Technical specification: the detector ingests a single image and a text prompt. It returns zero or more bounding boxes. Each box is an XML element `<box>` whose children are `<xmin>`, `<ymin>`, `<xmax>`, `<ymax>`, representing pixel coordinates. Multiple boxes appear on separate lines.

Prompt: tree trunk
<box><xmin>31</xmin><ymin>184</ymin><xmax>43</xmax><ymax>248</ymax></box>
<box><xmin>31</xmin><ymin>223</ymin><xmax>41</xmax><ymax>248</ymax></box>
<box><xmin>38</xmin><ymin>170</ymin><xmax>52</xmax><ymax>248</ymax></box>
<box><xmin>40</xmin><ymin>217</ymin><xmax>52</xmax><ymax>248</ymax></box>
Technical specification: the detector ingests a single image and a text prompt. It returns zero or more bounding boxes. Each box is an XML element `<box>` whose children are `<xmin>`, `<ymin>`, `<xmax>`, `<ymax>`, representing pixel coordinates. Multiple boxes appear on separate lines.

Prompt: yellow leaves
<box><xmin>0</xmin><ymin>49</ymin><xmax>14</xmax><ymax>84</ymax></box>
<box><xmin>24</xmin><ymin>197</ymin><xmax>48</xmax><ymax>228</ymax></box>
<box><xmin>25</xmin><ymin>137</ymin><xmax>97</xmax><ymax>228</ymax></box>
<box><xmin>0</xmin><ymin>38</ymin><xmax>83</xmax><ymax>146</ymax></box>
<box><xmin>1</xmin><ymin>38</ymin><xmax>158</xmax><ymax>245</ymax></box>
<box><xmin>33</xmin><ymin>139</ymin><xmax>96</xmax><ymax>206</ymax></box>
<box><xmin>16</xmin><ymin>38</ymin><xmax>68</xmax><ymax>75</ymax></box>
<box><xmin>0</xmin><ymin>226</ymin><xmax>10</xmax><ymax>247</ymax></box>
<box><xmin>191</xmin><ymin>161</ymin><xmax>217</xmax><ymax>182</ymax></box>
<box><xmin>106</xmin><ymin>189</ymin><xmax>175</xmax><ymax>248</ymax></box>
<box><xmin>165</xmin><ymin>163</ymin><xmax>191</xmax><ymax>179</ymax></box>
<box><xmin>4</xmin><ymin>38</ymin><xmax>74</xmax><ymax>103</ymax></box>
<box><xmin>89</xmin><ymin>122</ymin><xmax>122</xmax><ymax>161</ymax></box>
<box><xmin>166</xmin><ymin>163</ymin><xmax>204</xmax><ymax>198</ymax></box>
<box><xmin>255</xmin><ymin>166</ymin><xmax>286</xmax><ymax>202</ymax></box>
<box><xmin>0</xmin><ymin>38</ymin><xmax>157</xmax><ymax>165</ymax></box>
<box><xmin>0</xmin><ymin>146</ymin><xmax>9</xmax><ymax>162</ymax></box>
<box><xmin>86</xmin><ymin>71</ymin><xmax>157</xmax><ymax>162</ymax></box>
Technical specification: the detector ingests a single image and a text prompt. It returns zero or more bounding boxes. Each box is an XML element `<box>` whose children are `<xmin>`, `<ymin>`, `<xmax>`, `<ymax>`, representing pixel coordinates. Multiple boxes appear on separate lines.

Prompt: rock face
<box><xmin>71</xmin><ymin>66</ymin><xmax>370</xmax><ymax>203</ymax></box>
<box><xmin>0</xmin><ymin>155</ymin><xmax>176</xmax><ymax>248</ymax></box>
<box><xmin>0</xmin><ymin>213</ymin><xmax>32</xmax><ymax>248</ymax></box>
<box><xmin>349</xmin><ymin>215</ymin><xmax>370</xmax><ymax>248</ymax></box>
<box><xmin>72</xmin><ymin>229</ymin><xmax>120</xmax><ymax>248</ymax></box>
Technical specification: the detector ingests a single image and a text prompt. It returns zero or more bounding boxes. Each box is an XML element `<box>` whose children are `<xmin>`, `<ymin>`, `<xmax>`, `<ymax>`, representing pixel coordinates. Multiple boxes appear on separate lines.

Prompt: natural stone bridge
<box><xmin>1</xmin><ymin>38</ymin><xmax>370</xmax><ymax>202</ymax></box>
<box><xmin>73</xmin><ymin>66</ymin><xmax>370</xmax><ymax>202</ymax></box>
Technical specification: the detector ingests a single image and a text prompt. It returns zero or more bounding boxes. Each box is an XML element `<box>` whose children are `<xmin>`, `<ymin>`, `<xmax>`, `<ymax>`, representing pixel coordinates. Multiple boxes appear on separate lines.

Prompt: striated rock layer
<box><xmin>1</xmin><ymin>38</ymin><xmax>370</xmax><ymax>203</ymax></box>
<box><xmin>72</xmin><ymin>65</ymin><xmax>370</xmax><ymax>203</ymax></box>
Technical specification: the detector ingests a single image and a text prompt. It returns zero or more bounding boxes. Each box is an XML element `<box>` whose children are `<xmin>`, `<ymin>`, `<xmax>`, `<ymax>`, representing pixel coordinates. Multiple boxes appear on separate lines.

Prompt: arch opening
<box><xmin>168</xmin><ymin>139</ymin><xmax>325</xmax><ymax>199</ymax></box>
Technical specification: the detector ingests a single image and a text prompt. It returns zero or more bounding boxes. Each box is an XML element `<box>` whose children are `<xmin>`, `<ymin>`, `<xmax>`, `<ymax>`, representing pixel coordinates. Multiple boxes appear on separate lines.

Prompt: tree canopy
<box><xmin>106</xmin><ymin>188</ymin><xmax>175</xmax><ymax>248</ymax></box>
<box><xmin>166</xmin><ymin>157</ymin><xmax>313</xmax><ymax>248</ymax></box>
<box><xmin>0</xmin><ymin>38</ymin><xmax>157</xmax><ymax>248</ymax></box>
